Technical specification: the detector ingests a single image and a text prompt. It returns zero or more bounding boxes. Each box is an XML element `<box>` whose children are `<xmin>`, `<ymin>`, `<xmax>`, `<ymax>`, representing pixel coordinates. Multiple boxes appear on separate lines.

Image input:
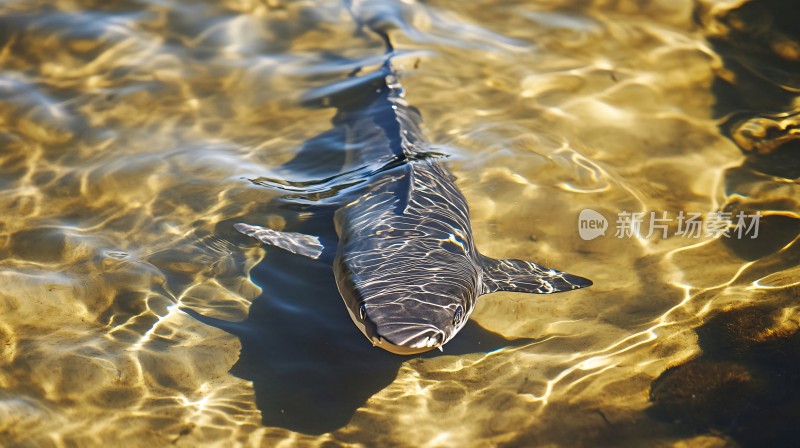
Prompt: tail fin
<box><xmin>344</xmin><ymin>0</ymin><xmax>395</xmax><ymax>55</ymax></box>
<box><xmin>480</xmin><ymin>255</ymin><xmax>592</xmax><ymax>295</ymax></box>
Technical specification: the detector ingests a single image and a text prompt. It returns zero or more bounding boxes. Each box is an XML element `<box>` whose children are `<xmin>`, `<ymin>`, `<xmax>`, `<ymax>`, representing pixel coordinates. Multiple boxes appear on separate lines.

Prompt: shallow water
<box><xmin>0</xmin><ymin>0</ymin><xmax>798</xmax><ymax>446</ymax></box>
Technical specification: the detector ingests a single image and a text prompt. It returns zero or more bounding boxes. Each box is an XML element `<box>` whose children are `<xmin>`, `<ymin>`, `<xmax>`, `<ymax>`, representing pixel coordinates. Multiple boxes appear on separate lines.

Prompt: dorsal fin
<box><xmin>480</xmin><ymin>254</ymin><xmax>592</xmax><ymax>295</ymax></box>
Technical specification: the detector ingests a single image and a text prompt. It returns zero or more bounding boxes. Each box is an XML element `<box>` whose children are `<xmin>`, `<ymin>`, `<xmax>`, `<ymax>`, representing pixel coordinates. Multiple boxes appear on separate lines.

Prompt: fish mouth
<box><xmin>371</xmin><ymin>325</ymin><xmax>446</xmax><ymax>355</ymax></box>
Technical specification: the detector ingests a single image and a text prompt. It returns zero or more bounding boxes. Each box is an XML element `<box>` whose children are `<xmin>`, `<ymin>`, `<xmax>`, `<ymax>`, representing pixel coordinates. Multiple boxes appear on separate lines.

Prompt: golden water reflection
<box><xmin>0</xmin><ymin>0</ymin><xmax>797</xmax><ymax>446</ymax></box>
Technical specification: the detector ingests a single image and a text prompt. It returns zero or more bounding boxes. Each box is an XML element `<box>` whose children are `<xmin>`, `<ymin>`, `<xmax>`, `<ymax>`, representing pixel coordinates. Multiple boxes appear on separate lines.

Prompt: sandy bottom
<box><xmin>0</xmin><ymin>0</ymin><xmax>797</xmax><ymax>446</ymax></box>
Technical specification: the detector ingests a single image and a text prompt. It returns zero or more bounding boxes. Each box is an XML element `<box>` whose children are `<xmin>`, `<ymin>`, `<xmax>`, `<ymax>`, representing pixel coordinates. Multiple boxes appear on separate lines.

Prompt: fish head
<box><xmin>336</xmin><ymin>268</ymin><xmax>477</xmax><ymax>355</ymax></box>
<box><xmin>359</xmin><ymin>293</ymin><xmax>474</xmax><ymax>355</ymax></box>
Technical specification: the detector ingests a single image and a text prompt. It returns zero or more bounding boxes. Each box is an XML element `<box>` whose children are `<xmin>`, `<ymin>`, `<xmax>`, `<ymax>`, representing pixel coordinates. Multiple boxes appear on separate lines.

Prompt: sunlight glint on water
<box><xmin>0</xmin><ymin>0</ymin><xmax>797</xmax><ymax>446</ymax></box>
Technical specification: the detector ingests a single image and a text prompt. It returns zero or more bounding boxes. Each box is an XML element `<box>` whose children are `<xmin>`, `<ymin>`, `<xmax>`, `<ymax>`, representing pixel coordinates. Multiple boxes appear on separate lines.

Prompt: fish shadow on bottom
<box><xmin>186</xmin><ymin>244</ymin><xmax>535</xmax><ymax>435</ymax></box>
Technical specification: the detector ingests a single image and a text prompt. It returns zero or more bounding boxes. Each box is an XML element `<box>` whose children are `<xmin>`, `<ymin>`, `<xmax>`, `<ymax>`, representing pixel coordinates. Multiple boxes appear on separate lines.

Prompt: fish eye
<box><xmin>453</xmin><ymin>306</ymin><xmax>463</xmax><ymax>325</ymax></box>
<box><xmin>359</xmin><ymin>303</ymin><xmax>367</xmax><ymax>320</ymax></box>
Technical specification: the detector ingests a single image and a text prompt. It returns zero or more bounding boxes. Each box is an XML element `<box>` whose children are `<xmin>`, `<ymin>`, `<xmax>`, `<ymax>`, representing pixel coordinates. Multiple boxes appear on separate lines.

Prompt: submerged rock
<box><xmin>699</xmin><ymin>0</ymin><xmax>800</xmax><ymax>263</ymax></box>
<box><xmin>697</xmin><ymin>0</ymin><xmax>800</xmax><ymax>112</ymax></box>
<box><xmin>649</xmin><ymin>305</ymin><xmax>800</xmax><ymax>447</ymax></box>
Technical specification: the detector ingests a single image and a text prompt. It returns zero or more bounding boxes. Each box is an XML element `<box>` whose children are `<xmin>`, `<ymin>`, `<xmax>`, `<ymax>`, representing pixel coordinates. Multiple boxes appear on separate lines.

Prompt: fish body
<box><xmin>333</xmin><ymin>157</ymin><xmax>480</xmax><ymax>353</ymax></box>
<box><xmin>235</xmin><ymin>59</ymin><xmax>591</xmax><ymax>354</ymax></box>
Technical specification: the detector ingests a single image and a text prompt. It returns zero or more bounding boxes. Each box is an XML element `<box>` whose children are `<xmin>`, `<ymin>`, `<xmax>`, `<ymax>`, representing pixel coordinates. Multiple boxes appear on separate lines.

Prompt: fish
<box><xmin>234</xmin><ymin>9</ymin><xmax>592</xmax><ymax>356</ymax></box>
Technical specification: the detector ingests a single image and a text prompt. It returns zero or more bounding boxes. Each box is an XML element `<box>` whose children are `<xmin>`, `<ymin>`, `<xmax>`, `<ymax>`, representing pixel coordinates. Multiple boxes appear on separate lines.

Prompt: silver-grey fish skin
<box><xmin>334</xmin><ymin>158</ymin><xmax>481</xmax><ymax>353</ymax></box>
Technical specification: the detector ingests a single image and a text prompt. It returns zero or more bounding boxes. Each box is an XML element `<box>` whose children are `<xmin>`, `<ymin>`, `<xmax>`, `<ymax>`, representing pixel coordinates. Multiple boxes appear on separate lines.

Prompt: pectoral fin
<box><xmin>235</xmin><ymin>223</ymin><xmax>328</xmax><ymax>261</ymax></box>
<box><xmin>480</xmin><ymin>255</ymin><xmax>592</xmax><ymax>295</ymax></box>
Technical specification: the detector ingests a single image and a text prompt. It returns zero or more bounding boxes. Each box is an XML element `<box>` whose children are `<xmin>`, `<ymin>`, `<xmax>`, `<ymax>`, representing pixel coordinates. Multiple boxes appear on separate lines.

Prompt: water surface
<box><xmin>0</xmin><ymin>0</ymin><xmax>798</xmax><ymax>446</ymax></box>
